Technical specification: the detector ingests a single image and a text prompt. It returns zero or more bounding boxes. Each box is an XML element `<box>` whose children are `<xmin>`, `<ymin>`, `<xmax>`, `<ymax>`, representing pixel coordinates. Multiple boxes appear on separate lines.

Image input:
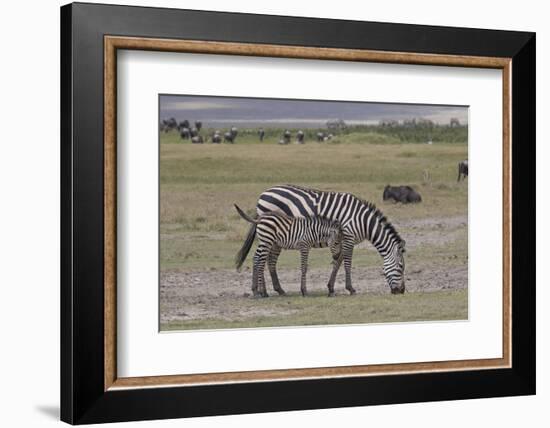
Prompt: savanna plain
<box><xmin>160</xmin><ymin>129</ymin><xmax>468</xmax><ymax>331</ymax></box>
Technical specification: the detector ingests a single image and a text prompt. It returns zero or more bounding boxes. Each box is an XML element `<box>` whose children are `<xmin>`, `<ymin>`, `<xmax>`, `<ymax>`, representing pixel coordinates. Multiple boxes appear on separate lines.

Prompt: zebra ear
<box><xmin>400</xmin><ymin>240</ymin><xmax>406</xmax><ymax>252</ymax></box>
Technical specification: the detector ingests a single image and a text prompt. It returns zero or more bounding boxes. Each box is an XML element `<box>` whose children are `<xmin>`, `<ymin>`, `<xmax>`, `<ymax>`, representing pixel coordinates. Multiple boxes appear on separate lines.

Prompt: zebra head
<box><xmin>383</xmin><ymin>239</ymin><xmax>406</xmax><ymax>294</ymax></box>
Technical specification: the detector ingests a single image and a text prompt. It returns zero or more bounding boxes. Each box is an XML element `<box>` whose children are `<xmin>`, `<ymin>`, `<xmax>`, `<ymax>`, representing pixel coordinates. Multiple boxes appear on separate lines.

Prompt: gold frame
<box><xmin>104</xmin><ymin>36</ymin><xmax>512</xmax><ymax>391</ymax></box>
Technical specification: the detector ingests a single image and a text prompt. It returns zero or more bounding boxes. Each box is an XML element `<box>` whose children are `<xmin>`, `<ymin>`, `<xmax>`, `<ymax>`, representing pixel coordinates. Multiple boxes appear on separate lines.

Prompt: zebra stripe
<box><xmin>255</xmin><ymin>184</ymin><xmax>405</xmax><ymax>295</ymax></box>
<box><xmin>235</xmin><ymin>205</ymin><xmax>341</xmax><ymax>297</ymax></box>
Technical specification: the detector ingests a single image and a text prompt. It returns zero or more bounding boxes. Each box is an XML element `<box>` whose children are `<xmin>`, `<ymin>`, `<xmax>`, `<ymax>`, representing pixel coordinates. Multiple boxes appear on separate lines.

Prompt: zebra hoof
<box><xmin>348</xmin><ymin>289</ymin><xmax>357</xmax><ymax>295</ymax></box>
<box><xmin>276</xmin><ymin>290</ymin><xmax>286</xmax><ymax>296</ymax></box>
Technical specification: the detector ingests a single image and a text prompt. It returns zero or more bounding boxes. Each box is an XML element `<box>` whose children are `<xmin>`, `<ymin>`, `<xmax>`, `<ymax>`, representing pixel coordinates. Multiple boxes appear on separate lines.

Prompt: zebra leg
<box><xmin>252</xmin><ymin>260</ymin><xmax>259</xmax><ymax>296</ymax></box>
<box><xmin>326</xmin><ymin>253</ymin><xmax>343</xmax><ymax>297</ymax></box>
<box><xmin>343</xmin><ymin>244</ymin><xmax>356</xmax><ymax>295</ymax></box>
<box><xmin>267</xmin><ymin>245</ymin><xmax>286</xmax><ymax>295</ymax></box>
<box><xmin>252</xmin><ymin>246</ymin><xmax>269</xmax><ymax>297</ymax></box>
<box><xmin>299</xmin><ymin>246</ymin><xmax>310</xmax><ymax>296</ymax></box>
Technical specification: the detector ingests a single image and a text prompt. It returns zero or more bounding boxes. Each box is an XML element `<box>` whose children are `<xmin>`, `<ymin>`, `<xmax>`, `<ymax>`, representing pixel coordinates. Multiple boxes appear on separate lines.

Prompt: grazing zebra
<box><xmin>457</xmin><ymin>160</ymin><xmax>468</xmax><ymax>181</ymax></box>
<box><xmin>235</xmin><ymin>184</ymin><xmax>406</xmax><ymax>295</ymax></box>
<box><xmin>235</xmin><ymin>205</ymin><xmax>342</xmax><ymax>297</ymax></box>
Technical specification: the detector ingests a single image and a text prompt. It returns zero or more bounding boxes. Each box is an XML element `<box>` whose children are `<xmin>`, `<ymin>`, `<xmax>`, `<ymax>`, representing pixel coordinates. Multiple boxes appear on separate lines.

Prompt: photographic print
<box><xmin>159</xmin><ymin>95</ymin><xmax>468</xmax><ymax>331</ymax></box>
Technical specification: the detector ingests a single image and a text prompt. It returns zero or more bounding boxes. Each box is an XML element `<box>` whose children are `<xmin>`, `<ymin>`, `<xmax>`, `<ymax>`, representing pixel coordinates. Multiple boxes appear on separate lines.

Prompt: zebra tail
<box><xmin>235</xmin><ymin>222</ymin><xmax>257</xmax><ymax>272</ymax></box>
<box><xmin>234</xmin><ymin>204</ymin><xmax>259</xmax><ymax>271</ymax></box>
<box><xmin>234</xmin><ymin>204</ymin><xmax>258</xmax><ymax>224</ymax></box>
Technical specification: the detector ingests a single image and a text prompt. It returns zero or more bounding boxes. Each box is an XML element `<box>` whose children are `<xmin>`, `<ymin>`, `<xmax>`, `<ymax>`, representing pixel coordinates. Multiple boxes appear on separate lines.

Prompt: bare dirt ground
<box><xmin>160</xmin><ymin>215</ymin><xmax>467</xmax><ymax>326</ymax></box>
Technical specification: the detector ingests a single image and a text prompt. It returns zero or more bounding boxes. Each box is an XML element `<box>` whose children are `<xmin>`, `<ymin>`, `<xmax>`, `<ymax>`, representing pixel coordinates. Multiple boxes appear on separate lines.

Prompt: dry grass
<box><xmin>159</xmin><ymin>132</ymin><xmax>468</xmax><ymax>330</ymax></box>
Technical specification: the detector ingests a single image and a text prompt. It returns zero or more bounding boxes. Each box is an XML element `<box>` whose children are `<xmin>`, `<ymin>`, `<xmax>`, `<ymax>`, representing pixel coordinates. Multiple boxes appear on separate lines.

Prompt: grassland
<box><xmin>159</xmin><ymin>129</ymin><xmax>468</xmax><ymax>330</ymax></box>
<box><xmin>162</xmin><ymin>289</ymin><xmax>467</xmax><ymax>331</ymax></box>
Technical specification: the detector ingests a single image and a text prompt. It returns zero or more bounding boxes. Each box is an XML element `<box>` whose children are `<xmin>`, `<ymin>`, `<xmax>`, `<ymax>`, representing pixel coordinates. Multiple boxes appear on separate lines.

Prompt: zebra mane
<box><xmin>359</xmin><ymin>198</ymin><xmax>404</xmax><ymax>246</ymax></box>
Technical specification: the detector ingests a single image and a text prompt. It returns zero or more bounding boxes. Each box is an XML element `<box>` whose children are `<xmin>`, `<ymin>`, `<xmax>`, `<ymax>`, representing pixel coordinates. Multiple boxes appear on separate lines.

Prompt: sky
<box><xmin>160</xmin><ymin>95</ymin><xmax>468</xmax><ymax>128</ymax></box>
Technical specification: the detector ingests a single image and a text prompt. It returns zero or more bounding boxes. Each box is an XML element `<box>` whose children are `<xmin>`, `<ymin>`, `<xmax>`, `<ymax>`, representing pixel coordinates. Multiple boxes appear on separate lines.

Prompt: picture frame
<box><xmin>60</xmin><ymin>2</ymin><xmax>535</xmax><ymax>424</ymax></box>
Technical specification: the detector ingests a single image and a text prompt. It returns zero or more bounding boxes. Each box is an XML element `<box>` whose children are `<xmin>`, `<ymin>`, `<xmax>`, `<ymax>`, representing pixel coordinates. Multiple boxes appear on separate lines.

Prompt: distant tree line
<box><xmin>326</xmin><ymin>117</ymin><xmax>468</xmax><ymax>144</ymax></box>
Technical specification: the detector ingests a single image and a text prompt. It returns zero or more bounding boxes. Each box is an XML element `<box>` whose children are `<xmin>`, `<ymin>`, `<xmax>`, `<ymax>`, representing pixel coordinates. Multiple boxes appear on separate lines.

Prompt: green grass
<box><xmin>160</xmin><ymin>136</ymin><xmax>467</xmax><ymax>271</ymax></box>
<box><xmin>162</xmin><ymin>289</ymin><xmax>468</xmax><ymax>331</ymax></box>
<box><xmin>159</xmin><ymin>128</ymin><xmax>468</xmax><ymax>330</ymax></box>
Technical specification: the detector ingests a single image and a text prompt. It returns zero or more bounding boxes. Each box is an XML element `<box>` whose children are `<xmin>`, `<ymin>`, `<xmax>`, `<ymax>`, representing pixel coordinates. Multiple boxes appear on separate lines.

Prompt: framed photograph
<box><xmin>61</xmin><ymin>2</ymin><xmax>535</xmax><ymax>424</ymax></box>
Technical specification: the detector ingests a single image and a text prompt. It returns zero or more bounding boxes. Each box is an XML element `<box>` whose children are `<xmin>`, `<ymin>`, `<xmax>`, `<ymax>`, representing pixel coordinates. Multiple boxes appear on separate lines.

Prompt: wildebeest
<box><xmin>316</xmin><ymin>132</ymin><xmax>325</xmax><ymax>142</ymax></box>
<box><xmin>283</xmin><ymin>130</ymin><xmax>291</xmax><ymax>144</ymax></box>
<box><xmin>162</xmin><ymin>117</ymin><xmax>177</xmax><ymax>133</ymax></box>
<box><xmin>296</xmin><ymin>130</ymin><xmax>305</xmax><ymax>144</ymax></box>
<box><xmin>224</xmin><ymin>131</ymin><xmax>236</xmax><ymax>143</ymax></box>
<box><xmin>457</xmin><ymin>160</ymin><xmax>468</xmax><ymax>181</ymax></box>
<box><xmin>191</xmin><ymin>135</ymin><xmax>204</xmax><ymax>144</ymax></box>
<box><xmin>258</xmin><ymin>128</ymin><xmax>265</xmax><ymax>141</ymax></box>
<box><xmin>179</xmin><ymin>127</ymin><xmax>190</xmax><ymax>139</ymax></box>
<box><xmin>234</xmin><ymin>204</ymin><xmax>342</xmax><ymax>297</ymax></box>
<box><xmin>190</xmin><ymin>127</ymin><xmax>199</xmax><ymax>138</ymax></box>
<box><xmin>195</xmin><ymin>121</ymin><xmax>202</xmax><ymax>132</ymax></box>
<box><xmin>383</xmin><ymin>185</ymin><xmax>422</xmax><ymax>203</ymax></box>
<box><xmin>178</xmin><ymin>120</ymin><xmax>190</xmax><ymax>130</ymax></box>
<box><xmin>224</xmin><ymin>127</ymin><xmax>238</xmax><ymax>143</ymax></box>
<box><xmin>211</xmin><ymin>132</ymin><xmax>222</xmax><ymax>144</ymax></box>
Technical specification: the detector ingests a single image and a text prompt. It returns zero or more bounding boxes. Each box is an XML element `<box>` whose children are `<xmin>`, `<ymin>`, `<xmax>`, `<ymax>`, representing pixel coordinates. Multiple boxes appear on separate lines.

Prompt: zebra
<box><xmin>235</xmin><ymin>184</ymin><xmax>406</xmax><ymax>296</ymax></box>
<box><xmin>235</xmin><ymin>204</ymin><xmax>342</xmax><ymax>297</ymax></box>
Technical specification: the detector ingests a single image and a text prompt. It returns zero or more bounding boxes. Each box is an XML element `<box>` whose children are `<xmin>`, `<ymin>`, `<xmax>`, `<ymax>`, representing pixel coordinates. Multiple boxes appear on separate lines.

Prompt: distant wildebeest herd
<box><xmin>160</xmin><ymin>117</ymin><xmax>338</xmax><ymax>145</ymax></box>
<box><xmin>160</xmin><ymin>118</ymin><xmax>239</xmax><ymax>144</ymax></box>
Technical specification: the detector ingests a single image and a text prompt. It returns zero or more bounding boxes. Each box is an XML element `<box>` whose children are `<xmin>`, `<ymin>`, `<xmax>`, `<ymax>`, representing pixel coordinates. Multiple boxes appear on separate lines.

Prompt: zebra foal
<box><xmin>235</xmin><ymin>204</ymin><xmax>342</xmax><ymax>297</ymax></box>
